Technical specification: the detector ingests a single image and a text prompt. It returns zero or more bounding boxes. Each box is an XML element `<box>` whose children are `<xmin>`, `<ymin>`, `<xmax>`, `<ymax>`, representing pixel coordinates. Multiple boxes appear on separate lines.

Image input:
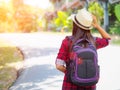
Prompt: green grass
<box><xmin>110</xmin><ymin>35</ymin><xmax>120</xmax><ymax>46</ymax></box>
<box><xmin>0</xmin><ymin>39</ymin><xmax>23</xmax><ymax>90</ymax></box>
<box><xmin>111</xmin><ymin>39</ymin><xmax>120</xmax><ymax>45</ymax></box>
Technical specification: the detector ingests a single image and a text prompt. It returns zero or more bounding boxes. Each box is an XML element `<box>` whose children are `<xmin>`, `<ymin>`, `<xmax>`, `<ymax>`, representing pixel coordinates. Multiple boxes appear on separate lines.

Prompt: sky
<box><xmin>23</xmin><ymin>0</ymin><xmax>51</xmax><ymax>9</ymax></box>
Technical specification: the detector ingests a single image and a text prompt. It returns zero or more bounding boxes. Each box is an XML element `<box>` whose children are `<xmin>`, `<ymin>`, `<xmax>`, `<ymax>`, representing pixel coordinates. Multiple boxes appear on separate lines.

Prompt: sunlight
<box><xmin>24</xmin><ymin>0</ymin><xmax>51</xmax><ymax>9</ymax></box>
<box><xmin>4</xmin><ymin>0</ymin><xmax>10</xmax><ymax>3</ymax></box>
<box><xmin>0</xmin><ymin>0</ymin><xmax>10</xmax><ymax>3</ymax></box>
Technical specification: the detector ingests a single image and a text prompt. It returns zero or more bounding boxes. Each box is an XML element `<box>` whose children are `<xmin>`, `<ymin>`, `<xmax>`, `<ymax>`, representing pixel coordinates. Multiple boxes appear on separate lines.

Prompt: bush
<box><xmin>109</xmin><ymin>21</ymin><xmax>120</xmax><ymax>35</ymax></box>
<box><xmin>53</xmin><ymin>11</ymin><xmax>72</xmax><ymax>32</ymax></box>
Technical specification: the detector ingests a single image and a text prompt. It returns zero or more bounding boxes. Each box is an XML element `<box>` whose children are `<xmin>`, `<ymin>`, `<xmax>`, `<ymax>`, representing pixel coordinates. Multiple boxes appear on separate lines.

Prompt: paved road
<box><xmin>0</xmin><ymin>33</ymin><xmax>120</xmax><ymax>90</ymax></box>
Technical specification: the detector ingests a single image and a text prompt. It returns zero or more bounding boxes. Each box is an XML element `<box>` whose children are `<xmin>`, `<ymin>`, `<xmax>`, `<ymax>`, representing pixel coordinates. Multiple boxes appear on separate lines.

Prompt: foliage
<box><xmin>109</xmin><ymin>4</ymin><xmax>117</xmax><ymax>25</ymax></box>
<box><xmin>14</xmin><ymin>6</ymin><xmax>38</xmax><ymax>32</ymax></box>
<box><xmin>88</xmin><ymin>2</ymin><xmax>104</xmax><ymax>25</ymax></box>
<box><xmin>114</xmin><ymin>4</ymin><xmax>120</xmax><ymax>21</ymax></box>
<box><xmin>0</xmin><ymin>0</ymin><xmax>120</xmax><ymax>34</ymax></box>
<box><xmin>109</xmin><ymin>4</ymin><xmax>120</xmax><ymax>35</ymax></box>
<box><xmin>0</xmin><ymin>7</ymin><xmax>8</xmax><ymax>22</ymax></box>
<box><xmin>0</xmin><ymin>0</ymin><xmax>45</xmax><ymax>33</ymax></box>
<box><xmin>109</xmin><ymin>21</ymin><xmax>120</xmax><ymax>35</ymax></box>
<box><xmin>53</xmin><ymin>11</ymin><xmax>72</xmax><ymax>32</ymax></box>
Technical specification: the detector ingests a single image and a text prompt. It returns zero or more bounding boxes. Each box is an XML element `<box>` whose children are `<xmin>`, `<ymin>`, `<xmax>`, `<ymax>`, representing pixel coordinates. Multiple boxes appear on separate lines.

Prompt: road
<box><xmin>0</xmin><ymin>32</ymin><xmax>120</xmax><ymax>90</ymax></box>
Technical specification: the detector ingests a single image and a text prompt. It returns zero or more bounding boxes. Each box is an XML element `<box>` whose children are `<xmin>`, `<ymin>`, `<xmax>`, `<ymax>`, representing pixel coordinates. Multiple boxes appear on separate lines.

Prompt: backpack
<box><xmin>67</xmin><ymin>37</ymin><xmax>100</xmax><ymax>86</ymax></box>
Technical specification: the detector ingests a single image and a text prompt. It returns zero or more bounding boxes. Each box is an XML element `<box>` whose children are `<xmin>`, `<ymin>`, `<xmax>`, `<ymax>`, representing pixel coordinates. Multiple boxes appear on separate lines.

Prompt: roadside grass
<box><xmin>0</xmin><ymin>39</ymin><xmax>24</xmax><ymax>90</ymax></box>
<box><xmin>110</xmin><ymin>35</ymin><xmax>120</xmax><ymax>45</ymax></box>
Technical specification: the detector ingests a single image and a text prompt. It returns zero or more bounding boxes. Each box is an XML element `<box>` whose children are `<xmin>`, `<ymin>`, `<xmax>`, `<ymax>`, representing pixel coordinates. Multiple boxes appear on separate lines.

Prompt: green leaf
<box><xmin>115</xmin><ymin>4</ymin><xmax>120</xmax><ymax>21</ymax></box>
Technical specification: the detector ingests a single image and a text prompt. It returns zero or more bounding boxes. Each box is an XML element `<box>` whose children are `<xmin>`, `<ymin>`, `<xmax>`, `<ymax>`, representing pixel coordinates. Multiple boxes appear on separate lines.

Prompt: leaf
<box><xmin>115</xmin><ymin>4</ymin><xmax>120</xmax><ymax>21</ymax></box>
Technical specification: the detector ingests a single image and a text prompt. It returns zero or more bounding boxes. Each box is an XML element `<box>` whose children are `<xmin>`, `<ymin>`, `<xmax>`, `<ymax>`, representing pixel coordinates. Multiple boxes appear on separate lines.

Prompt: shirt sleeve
<box><xmin>96</xmin><ymin>37</ymin><xmax>110</xmax><ymax>49</ymax></box>
<box><xmin>55</xmin><ymin>37</ymin><xmax>69</xmax><ymax>65</ymax></box>
<box><xmin>56</xmin><ymin>37</ymin><xmax>110</xmax><ymax>65</ymax></box>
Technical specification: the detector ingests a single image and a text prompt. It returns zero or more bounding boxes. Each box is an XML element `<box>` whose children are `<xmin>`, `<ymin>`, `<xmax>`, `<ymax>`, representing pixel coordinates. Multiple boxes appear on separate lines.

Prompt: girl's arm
<box><xmin>56</xmin><ymin>64</ymin><xmax>66</xmax><ymax>73</ymax></box>
<box><xmin>92</xmin><ymin>15</ymin><xmax>111</xmax><ymax>39</ymax></box>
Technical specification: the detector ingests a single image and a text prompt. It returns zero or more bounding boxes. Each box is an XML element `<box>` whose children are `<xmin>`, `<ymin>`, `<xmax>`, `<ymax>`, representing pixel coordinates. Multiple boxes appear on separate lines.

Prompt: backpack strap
<box><xmin>74</xmin><ymin>38</ymin><xmax>90</xmax><ymax>45</ymax></box>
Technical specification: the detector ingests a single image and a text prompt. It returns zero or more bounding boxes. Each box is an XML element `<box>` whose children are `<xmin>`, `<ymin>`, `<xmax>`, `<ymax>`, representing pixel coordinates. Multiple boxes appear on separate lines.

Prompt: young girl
<box><xmin>55</xmin><ymin>8</ymin><xmax>111</xmax><ymax>90</ymax></box>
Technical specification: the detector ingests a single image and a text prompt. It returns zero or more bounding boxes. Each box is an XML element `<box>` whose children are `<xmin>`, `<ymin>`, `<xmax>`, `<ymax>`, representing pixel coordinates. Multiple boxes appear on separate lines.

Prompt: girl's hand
<box><xmin>92</xmin><ymin>15</ymin><xmax>99</xmax><ymax>28</ymax></box>
<box><xmin>91</xmin><ymin>14</ymin><xmax>111</xmax><ymax>39</ymax></box>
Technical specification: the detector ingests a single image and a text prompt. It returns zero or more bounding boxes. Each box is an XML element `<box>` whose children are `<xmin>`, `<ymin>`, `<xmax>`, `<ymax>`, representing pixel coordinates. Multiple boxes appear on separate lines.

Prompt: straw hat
<box><xmin>71</xmin><ymin>8</ymin><xmax>93</xmax><ymax>30</ymax></box>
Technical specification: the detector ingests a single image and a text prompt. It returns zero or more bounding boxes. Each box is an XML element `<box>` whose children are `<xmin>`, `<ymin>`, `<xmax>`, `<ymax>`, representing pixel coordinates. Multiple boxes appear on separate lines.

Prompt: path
<box><xmin>0</xmin><ymin>32</ymin><xmax>120</xmax><ymax>90</ymax></box>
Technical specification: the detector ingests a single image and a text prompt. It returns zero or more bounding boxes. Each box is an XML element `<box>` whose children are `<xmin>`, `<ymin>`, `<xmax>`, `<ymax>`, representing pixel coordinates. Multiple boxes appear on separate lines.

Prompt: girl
<box><xmin>55</xmin><ymin>8</ymin><xmax>111</xmax><ymax>90</ymax></box>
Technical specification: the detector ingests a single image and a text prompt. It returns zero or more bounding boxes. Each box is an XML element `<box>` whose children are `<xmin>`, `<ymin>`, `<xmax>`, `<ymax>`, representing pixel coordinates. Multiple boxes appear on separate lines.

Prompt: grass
<box><xmin>110</xmin><ymin>35</ymin><xmax>120</xmax><ymax>45</ymax></box>
<box><xmin>0</xmin><ymin>39</ymin><xmax>24</xmax><ymax>90</ymax></box>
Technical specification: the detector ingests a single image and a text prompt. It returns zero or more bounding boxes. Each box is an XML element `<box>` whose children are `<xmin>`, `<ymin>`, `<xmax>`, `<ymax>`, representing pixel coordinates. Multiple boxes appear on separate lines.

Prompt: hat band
<box><xmin>75</xmin><ymin>16</ymin><xmax>90</xmax><ymax>29</ymax></box>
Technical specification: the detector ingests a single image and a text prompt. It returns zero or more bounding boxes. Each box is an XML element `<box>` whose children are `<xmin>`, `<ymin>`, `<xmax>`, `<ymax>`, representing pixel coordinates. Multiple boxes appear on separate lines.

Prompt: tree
<box><xmin>11</xmin><ymin>0</ymin><xmax>37</xmax><ymax>32</ymax></box>
<box><xmin>88</xmin><ymin>2</ymin><xmax>104</xmax><ymax>25</ymax></box>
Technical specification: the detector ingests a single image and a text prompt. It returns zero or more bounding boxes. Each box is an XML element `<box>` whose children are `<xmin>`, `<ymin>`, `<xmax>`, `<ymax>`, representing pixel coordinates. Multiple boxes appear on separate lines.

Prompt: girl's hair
<box><xmin>71</xmin><ymin>22</ymin><xmax>96</xmax><ymax>47</ymax></box>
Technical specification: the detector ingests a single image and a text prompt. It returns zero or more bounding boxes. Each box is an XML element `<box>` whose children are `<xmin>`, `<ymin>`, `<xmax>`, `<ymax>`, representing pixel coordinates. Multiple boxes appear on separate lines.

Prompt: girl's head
<box><xmin>70</xmin><ymin>8</ymin><xmax>95</xmax><ymax>46</ymax></box>
<box><xmin>72</xmin><ymin>22</ymin><xmax>96</xmax><ymax>47</ymax></box>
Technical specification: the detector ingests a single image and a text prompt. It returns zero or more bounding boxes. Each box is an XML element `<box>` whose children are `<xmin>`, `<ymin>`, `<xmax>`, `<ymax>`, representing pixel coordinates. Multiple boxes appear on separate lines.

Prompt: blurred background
<box><xmin>0</xmin><ymin>0</ymin><xmax>119</xmax><ymax>35</ymax></box>
<box><xmin>0</xmin><ymin>0</ymin><xmax>120</xmax><ymax>90</ymax></box>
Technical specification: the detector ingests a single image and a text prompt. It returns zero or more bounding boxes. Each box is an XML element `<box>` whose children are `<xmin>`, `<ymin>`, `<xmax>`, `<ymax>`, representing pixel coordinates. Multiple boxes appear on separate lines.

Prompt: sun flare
<box><xmin>24</xmin><ymin>0</ymin><xmax>51</xmax><ymax>9</ymax></box>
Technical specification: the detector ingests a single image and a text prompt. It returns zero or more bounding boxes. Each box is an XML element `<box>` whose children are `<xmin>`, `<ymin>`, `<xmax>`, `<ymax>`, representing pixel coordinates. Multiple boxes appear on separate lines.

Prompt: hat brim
<box><xmin>71</xmin><ymin>14</ymin><xmax>93</xmax><ymax>30</ymax></box>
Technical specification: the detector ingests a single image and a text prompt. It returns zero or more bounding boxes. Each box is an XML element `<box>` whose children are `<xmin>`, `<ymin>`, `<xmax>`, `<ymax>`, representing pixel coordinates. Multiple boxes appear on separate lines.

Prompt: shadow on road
<box><xmin>9</xmin><ymin>64</ymin><xmax>63</xmax><ymax>90</ymax></box>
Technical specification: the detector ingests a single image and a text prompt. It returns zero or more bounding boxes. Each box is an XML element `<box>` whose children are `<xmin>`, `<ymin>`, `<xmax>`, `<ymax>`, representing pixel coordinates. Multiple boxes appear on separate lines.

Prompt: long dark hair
<box><xmin>71</xmin><ymin>22</ymin><xmax>96</xmax><ymax>47</ymax></box>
